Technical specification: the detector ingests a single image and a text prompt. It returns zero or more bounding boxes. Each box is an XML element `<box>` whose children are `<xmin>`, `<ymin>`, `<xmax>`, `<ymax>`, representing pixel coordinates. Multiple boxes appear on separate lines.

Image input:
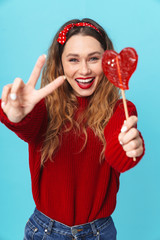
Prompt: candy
<box><xmin>102</xmin><ymin>48</ymin><xmax>138</xmax><ymax>90</ymax></box>
<box><xmin>102</xmin><ymin>47</ymin><xmax>138</xmax><ymax>162</ymax></box>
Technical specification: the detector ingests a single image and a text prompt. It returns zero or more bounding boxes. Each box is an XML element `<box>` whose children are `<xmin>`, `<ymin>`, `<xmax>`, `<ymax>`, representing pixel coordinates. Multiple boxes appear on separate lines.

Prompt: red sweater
<box><xmin>0</xmin><ymin>97</ymin><xmax>145</xmax><ymax>226</ymax></box>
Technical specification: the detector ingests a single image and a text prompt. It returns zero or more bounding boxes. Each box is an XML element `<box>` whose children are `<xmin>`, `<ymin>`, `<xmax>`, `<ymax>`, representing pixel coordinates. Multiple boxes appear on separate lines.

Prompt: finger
<box><xmin>122</xmin><ymin>137</ymin><xmax>142</xmax><ymax>152</ymax></box>
<box><xmin>9</xmin><ymin>78</ymin><xmax>25</xmax><ymax>107</ymax></box>
<box><xmin>120</xmin><ymin>116</ymin><xmax>138</xmax><ymax>133</ymax></box>
<box><xmin>36</xmin><ymin>76</ymin><xmax>66</xmax><ymax>102</ymax></box>
<box><xmin>126</xmin><ymin>145</ymin><xmax>144</xmax><ymax>158</ymax></box>
<box><xmin>10</xmin><ymin>78</ymin><xmax>25</xmax><ymax>97</ymax></box>
<box><xmin>27</xmin><ymin>54</ymin><xmax>46</xmax><ymax>87</ymax></box>
<box><xmin>1</xmin><ymin>84</ymin><xmax>12</xmax><ymax>107</ymax></box>
<box><xmin>119</xmin><ymin>128</ymin><xmax>139</xmax><ymax>145</ymax></box>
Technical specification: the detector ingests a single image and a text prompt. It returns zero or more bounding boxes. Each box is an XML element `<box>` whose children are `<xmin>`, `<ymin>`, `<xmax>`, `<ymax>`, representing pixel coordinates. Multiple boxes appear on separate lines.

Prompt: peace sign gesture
<box><xmin>1</xmin><ymin>55</ymin><xmax>66</xmax><ymax>123</ymax></box>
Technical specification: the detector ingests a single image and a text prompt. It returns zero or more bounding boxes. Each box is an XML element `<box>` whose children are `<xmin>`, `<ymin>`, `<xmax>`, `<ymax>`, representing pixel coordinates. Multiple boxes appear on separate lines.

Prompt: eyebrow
<box><xmin>66</xmin><ymin>51</ymin><xmax>102</xmax><ymax>57</ymax></box>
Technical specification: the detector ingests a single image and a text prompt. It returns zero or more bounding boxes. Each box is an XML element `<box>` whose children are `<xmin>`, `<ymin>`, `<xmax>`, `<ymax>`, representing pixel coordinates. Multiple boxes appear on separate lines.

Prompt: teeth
<box><xmin>76</xmin><ymin>78</ymin><xmax>94</xmax><ymax>83</ymax></box>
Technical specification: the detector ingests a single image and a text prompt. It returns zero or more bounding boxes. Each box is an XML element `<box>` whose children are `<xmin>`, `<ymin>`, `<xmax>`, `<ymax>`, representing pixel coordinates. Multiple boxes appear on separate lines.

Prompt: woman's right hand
<box><xmin>1</xmin><ymin>55</ymin><xmax>66</xmax><ymax>123</ymax></box>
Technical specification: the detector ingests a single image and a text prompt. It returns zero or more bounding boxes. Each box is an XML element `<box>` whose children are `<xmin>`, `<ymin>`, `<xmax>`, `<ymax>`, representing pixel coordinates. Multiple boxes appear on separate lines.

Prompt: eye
<box><xmin>69</xmin><ymin>58</ymin><xmax>79</xmax><ymax>62</ymax></box>
<box><xmin>89</xmin><ymin>57</ymin><xmax>99</xmax><ymax>61</ymax></box>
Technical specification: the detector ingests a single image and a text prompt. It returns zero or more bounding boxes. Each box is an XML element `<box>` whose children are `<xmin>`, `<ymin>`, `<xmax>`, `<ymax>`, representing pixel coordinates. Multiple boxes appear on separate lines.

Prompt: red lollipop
<box><xmin>102</xmin><ymin>47</ymin><xmax>138</xmax><ymax>161</ymax></box>
<box><xmin>102</xmin><ymin>47</ymin><xmax>138</xmax><ymax>90</ymax></box>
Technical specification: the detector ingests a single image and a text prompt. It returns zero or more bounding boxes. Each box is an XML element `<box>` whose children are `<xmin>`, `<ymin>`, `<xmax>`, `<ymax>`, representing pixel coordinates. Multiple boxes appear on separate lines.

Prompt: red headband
<box><xmin>57</xmin><ymin>22</ymin><xmax>102</xmax><ymax>45</ymax></box>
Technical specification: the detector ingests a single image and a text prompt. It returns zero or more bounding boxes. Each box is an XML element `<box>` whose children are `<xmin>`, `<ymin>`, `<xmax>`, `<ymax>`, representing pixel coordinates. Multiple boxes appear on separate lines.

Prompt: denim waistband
<box><xmin>33</xmin><ymin>208</ymin><xmax>112</xmax><ymax>238</ymax></box>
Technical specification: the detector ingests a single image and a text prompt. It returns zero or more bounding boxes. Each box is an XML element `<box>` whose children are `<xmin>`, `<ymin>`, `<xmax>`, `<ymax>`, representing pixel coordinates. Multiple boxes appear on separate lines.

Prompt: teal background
<box><xmin>0</xmin><ymin>0</ymin><xmax>159</xmax><ymax>239</ymax></box>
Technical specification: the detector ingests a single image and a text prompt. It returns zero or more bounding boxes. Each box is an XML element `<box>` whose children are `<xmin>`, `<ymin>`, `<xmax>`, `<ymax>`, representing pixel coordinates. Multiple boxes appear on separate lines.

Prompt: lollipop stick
<box><xmin>116</xmin><ymin>56</ymin><xmax>136</xmax><ymax>162</ymax></box>
<box><xmin>121</xmin><ymin>89</ymin><xmax>129</xmax><ymax>119</ymax></box>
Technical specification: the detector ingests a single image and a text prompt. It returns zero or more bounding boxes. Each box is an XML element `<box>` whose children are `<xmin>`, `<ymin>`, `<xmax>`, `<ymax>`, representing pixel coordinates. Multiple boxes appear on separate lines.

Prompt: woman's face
<box><xmin>61</xmin><ymin>35</ymin><xmax>104</xmax><ymax>97</ymax></box>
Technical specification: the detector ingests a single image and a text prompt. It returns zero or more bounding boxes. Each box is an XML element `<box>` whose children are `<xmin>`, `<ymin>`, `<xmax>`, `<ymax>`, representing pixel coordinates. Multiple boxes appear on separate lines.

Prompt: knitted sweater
<box><xmin>0</xmin><ymin>97</ymin><xmax>145</xmax><ymax>226</ymax></box>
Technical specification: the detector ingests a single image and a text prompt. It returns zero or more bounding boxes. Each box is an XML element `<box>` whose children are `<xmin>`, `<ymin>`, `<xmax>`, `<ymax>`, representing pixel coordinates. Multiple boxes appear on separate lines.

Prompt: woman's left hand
<box><xmin>118</xmin><ymin>116</ymin><xmax>143</xmax><ymax>158</ymax></box>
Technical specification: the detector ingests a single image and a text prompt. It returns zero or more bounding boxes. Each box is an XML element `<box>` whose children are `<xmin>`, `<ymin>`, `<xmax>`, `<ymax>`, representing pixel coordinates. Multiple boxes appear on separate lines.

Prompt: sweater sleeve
<box><xmin>0</xmin><ymin>98</ymin><xmax>48</xmax><ymax>143</ymax></box>
<box><xmin>104</xmin><ymin>100</ymin><xmax>145</xmax><ymax>173</ymax></box>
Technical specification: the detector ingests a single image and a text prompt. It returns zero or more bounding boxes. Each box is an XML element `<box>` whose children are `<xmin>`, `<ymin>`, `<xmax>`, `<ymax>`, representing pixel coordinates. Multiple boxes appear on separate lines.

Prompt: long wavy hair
<box><xmin>40</xmin><ymin>18</ymin><xmax>120</xmax><ymax>166</ymax></box>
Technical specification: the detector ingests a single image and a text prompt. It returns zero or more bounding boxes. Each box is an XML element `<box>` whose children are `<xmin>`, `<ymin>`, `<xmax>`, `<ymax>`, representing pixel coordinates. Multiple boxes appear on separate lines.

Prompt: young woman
<box><xmin>0</xmin><ymin>18</ymin><xmax>145</xmax><ymax>240</ymax></box>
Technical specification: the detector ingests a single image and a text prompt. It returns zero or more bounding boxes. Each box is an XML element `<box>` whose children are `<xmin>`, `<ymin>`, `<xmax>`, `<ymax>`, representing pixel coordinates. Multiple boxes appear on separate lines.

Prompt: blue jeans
<box><xmin>24</xmin><ymin>208</ymin><xmax>117</xmax><ymax>240</ymax></box>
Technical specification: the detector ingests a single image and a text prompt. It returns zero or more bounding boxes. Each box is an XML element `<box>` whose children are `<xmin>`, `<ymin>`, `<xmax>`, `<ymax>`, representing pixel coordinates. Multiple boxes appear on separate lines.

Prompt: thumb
<box><xmin>36</xmin><ymin>75</ymin><xmax>66</xmax><ymax>101</ymax></box>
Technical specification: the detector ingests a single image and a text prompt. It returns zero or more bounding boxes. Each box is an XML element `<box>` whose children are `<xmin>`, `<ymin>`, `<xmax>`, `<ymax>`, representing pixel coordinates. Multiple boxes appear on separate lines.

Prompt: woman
<box><xmin>0</xmin><ymin>18</ymin><xmax>145</xmax><ymax>240</ymax></box>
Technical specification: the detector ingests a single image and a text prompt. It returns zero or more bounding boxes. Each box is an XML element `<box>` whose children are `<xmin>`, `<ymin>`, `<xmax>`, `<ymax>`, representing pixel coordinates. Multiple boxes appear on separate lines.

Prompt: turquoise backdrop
<box><xmin>0</xmin><ymin>0</ymin><xmax>159</xmax><ymax>239</ymax></box>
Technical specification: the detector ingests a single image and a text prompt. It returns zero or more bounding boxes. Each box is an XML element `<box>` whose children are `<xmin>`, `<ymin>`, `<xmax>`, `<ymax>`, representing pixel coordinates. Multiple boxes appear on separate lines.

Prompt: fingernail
<box><xmin>124</xmin><ymin>120</ymin><xmax>127</xmax><ymax>124</ymax></box>
<box><xmin>43</xmin><ymin>54</ymin><xmax>47</xmax><ymax>59</ymax></box>
<box><xmin>119</xmin><ymin>141</ymin><xmax>123</xmax><ymax>145</ymax></box>
<box><xmin>121</xmin><ymin>126</ymin><xmax>127</xmax><ymax>133</ymax></box>
<box><xmin>63</xmin><ymin>75</ymin><xmax>67</xmax><ymax>80</ymax></box>
<box><xmin>1</xmin><ymin>101</ymin><xmax>5</xmax><ymax>108</ymax></box>
<box><xmin>10</xmin><ymin>93</ymin><xmax>17</xmax><ymax>101</ymax></box>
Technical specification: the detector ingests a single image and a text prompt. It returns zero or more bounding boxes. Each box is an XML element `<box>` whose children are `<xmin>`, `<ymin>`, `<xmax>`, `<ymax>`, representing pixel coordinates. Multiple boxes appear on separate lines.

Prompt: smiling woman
<box><xmin>61</xmin><ymin>35</ymin><xmax>104</xmax><ymax>96</ymax></box>
<box><xmin>0</xmin><ymin>18</ymin><xmax>145</xmax><ymax>240</ymax></box>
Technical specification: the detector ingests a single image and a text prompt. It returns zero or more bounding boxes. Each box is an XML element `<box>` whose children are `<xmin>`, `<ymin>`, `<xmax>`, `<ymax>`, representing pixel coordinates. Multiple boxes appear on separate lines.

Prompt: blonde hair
<box><xmin>40</xmin><ymin>18</ymin><xmax>120</xmax><ymax>166</ymax></box>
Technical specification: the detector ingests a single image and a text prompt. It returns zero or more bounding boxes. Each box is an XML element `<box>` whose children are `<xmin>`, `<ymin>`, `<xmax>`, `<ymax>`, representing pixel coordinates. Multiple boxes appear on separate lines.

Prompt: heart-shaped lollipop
<box><xmin>102</xmin><ymin>47</ymin><xmax>138</xmax><ymax>90</ymax></box>
<box><xmin>102</xmin><ymin>47</ymin><xmax>138</xmax><ymax>162</ymax></box>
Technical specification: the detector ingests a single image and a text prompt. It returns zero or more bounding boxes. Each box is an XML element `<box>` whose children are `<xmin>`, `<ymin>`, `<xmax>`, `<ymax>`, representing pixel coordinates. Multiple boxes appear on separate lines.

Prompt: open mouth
<box><xmin>75</xmin><ymin>77</ymin><xmax>95</xmax><ymax>89</ymax></box>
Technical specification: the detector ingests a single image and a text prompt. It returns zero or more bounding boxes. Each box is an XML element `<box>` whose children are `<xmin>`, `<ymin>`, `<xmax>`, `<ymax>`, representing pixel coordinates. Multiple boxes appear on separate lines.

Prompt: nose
<box><xmin>79</xmin><ymin>60</ymin><xmax>91</xmax><ymax>75</ymax></box>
